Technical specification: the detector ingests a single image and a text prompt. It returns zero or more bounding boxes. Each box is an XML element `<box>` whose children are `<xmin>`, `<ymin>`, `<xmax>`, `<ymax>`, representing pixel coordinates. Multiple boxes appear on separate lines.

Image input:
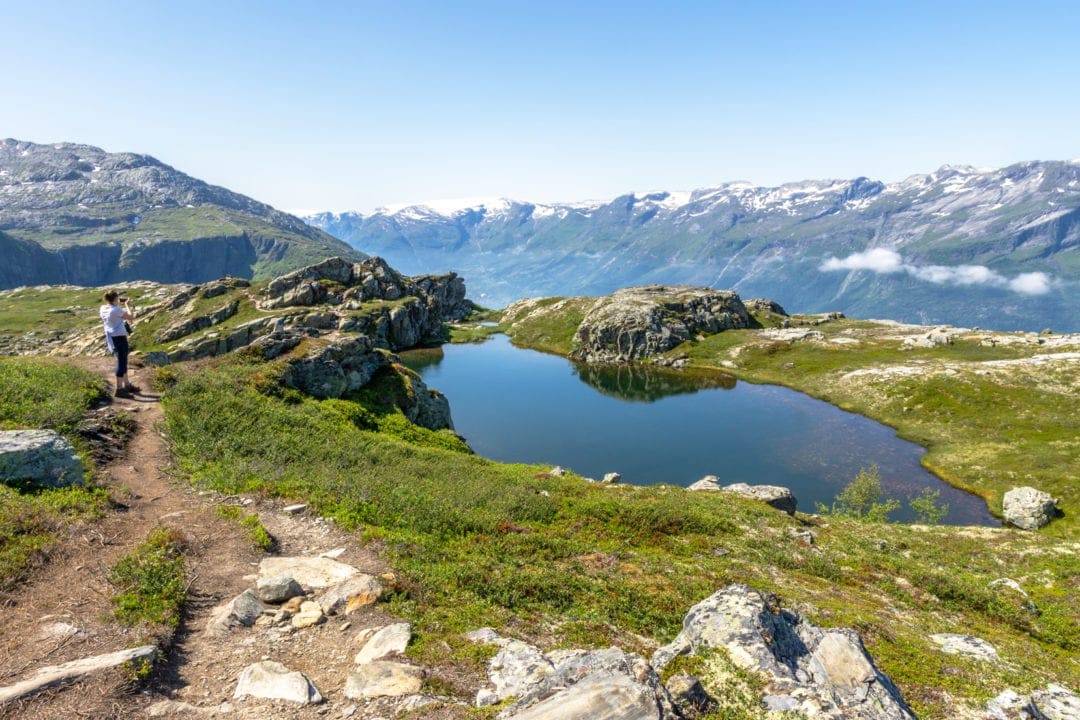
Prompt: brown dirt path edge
<box><xmin>0</xmin><ymin>362</ymin><xmax>257</xmax><ymax>719</ymax></box>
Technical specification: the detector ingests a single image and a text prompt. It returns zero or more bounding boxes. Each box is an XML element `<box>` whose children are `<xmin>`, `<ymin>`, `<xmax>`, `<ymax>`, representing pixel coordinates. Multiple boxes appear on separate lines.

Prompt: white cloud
<box><xmin>820</xmin><ymin>248</ymin><xmax>904</xmax><ymax>273</ymax></box>
<box><xmin>1008</xmin><ymin>272</ymin><xmax>1052</xmax><ymax>295</ymax></box>
<box><xmin>910</xmin><ymin>264</ymin><xmax>1001</xmax><ymax>286</ymax></box>
<box><xmin>820</xmin><ymin>249</ymin><xmax>1054</xmax><ymax>296</ymax></box>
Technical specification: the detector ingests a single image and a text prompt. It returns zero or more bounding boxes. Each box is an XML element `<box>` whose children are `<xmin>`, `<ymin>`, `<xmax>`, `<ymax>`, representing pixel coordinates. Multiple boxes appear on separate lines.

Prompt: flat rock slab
<box><xmin>0</xmin><ymin>429</ymin><xmax>84</xmax><ymax>488</ymax></box>
<box><xmin>930</xmin><ymin>633</ymin><xmax>999</xmax><ymax>661</ymax></box>
<box><xmin>0</xmin><ymin>644</ymin><xmax>156</xmax><ymax>705</ymax></box>
<box><xmin>501</xmin><ymin>673</ymin><xmax>660</xmax><ymax>720</ymax></box>
<box><xmin>687</xmin><ymin>476</ymin><xmax>720</xmax><ymax>491</ymax></box>
<box><xmin>258</xmin><ymin>556</ymin><xmax>358</xmax><ymax>589</ymax></box>
<box><xmin>355</xmin><ymin>622</ymin><xmax>412</xmax><ymax>663</ymax></box>
<box><xmin>234</xmin><ymin>661</ymin><xmax>322</xmax><ymax>705</ymax></box>
<box><xmin>344</xmin><ymin>661</ymin><xmax>424</xmax><ymax>699</ymax></box>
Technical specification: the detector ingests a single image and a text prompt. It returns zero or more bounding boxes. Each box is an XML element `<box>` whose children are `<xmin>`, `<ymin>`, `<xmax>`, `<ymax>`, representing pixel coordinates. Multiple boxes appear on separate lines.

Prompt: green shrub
<box><xmin>908</xmin><ymin>488</ymin><xmax>949</xmax><ymax>524</ymax></box>
<box><xmin>817</xmin><ymin>466</ymin><xmax>900</xmax><ymax>522</ymax></box>
<box><xmin>109</xmin><ymin>527</ymin><xmax>188</xmax><ymax>629</ymax></box>
<box><xmin>214</xmin><ymin>504</ymin><xmax>275</xmax><ymax>551</ymax></box>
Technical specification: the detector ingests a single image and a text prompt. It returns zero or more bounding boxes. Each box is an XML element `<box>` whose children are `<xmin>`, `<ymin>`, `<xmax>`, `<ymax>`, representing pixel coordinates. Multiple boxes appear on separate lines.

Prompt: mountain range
<box><xmin>0</xmin><ymin>139</ymin><xmax>362</xmax><ymax>289</ymax></box>
<box><xmin>308</xmin><ymin>162</ymin><xmax>1080</xmax><ymax>332</ymax></box>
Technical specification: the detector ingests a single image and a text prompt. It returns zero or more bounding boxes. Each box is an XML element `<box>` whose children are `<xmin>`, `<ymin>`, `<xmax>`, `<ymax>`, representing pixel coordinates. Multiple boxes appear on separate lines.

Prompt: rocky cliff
<box><xmin>0</xmin><ymin>139</ymin><xmax>363</xmax><ymax>288</ymax></box>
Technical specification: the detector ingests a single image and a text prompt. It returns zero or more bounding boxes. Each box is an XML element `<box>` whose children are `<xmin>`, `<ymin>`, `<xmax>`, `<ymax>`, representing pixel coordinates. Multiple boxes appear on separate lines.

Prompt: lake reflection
<box><xmin>401</xmin><ymin>335</ymin><xmax>996</xmax><ymax>525</ymax></box>
<box><xmin>573</xmin><ymin>362</ymin><xmax>735</xmax><ymax>401</ymax></box>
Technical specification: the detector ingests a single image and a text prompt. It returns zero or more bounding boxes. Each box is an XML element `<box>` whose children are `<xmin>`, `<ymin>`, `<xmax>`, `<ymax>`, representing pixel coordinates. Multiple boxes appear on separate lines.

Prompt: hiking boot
<box><xmin>115</xmin><ymin>388</ymin><xmax>135</xmax><ymax>399</ymax></box>
<box><xmin>126</xmin><ymin>384</ymin><xmax>142</xmax><ymax>394</ymax></box>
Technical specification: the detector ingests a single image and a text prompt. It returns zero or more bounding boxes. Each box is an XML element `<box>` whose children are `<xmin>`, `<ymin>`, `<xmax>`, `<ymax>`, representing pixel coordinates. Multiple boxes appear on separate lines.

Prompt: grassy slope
<box><xmin>0</xmin><ymin>359</ymin><xmax>110</xmax><ymax>588</ymax></box>
<box><xmin>159</xmin><ymin>353</ymin><xmax>1079</xmax><ymax>719</ymax></box>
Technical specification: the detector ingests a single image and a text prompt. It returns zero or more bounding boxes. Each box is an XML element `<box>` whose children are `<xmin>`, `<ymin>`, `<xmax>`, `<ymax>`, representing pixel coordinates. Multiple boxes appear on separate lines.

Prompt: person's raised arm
<box><xmin>122</xmin><ymin>298</ymin><xmax>134</xmax><ymax>320</ymax></box>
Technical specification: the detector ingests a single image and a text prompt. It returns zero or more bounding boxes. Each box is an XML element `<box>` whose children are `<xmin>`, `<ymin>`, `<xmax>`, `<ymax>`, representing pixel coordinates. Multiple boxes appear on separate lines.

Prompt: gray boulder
<box><xmin>652</xmin><ymin>584</ymin><xmax>915</xmax><ymax>720</ymax></box>
<box><xmin>233</xmin><ymin>661</ymin><xmax>322</xmax><ymax>705</ymax></box>
<box><xmin>1003</xmin><ymin>487</ymin><xmax>1058</xmax><ymax>530</ymax></box>
<box><xmin>988</xmin><ymin>684</ymin><xmax>1080</xmax><ymax>720</ymax></box>
<box><xmin>468</xmin><ymin>630</ymin><xmax>675</xmax><ymax>719</ymax></box>
<box><xmin>721</xmin><ymin>482</ymin><xmax>797</xmax><ymax>515</ymax></box>
<box><xmin>687</xmin><ymin>476</ymin><xmax>720</xmax><ymax>491</ymax></box>
<box><xmin>570</xmin><ymin>285</ymin><xmax>750</xmax><ymax>363</ymax></box>
<box><xmin>0</xmin><ymin>430</ymin><xmax>84</xmax><ymax>488</ymax></box>
<box><xmin>1032</xmin><ymin>684</ymin><xmax>1080</xmax><ymax>720</ymax></box>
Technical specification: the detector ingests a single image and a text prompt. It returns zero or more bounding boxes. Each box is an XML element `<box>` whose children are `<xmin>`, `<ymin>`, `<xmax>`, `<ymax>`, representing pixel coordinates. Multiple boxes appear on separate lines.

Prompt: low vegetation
<box><xmin>215</xmin><ymin>504</ymin><xmax>275</xmax><ymax>551</ymax></box>
<box><xmin>108</xmin><ymin>527</ymin><xmax>188</xmax><ymax>631</ymax></box>
<box><xmin>159</xmin><ymin>351</ymin><xmax>1079</xmax><ymax>718</ymax></box>
<box><xmin>0</xmin><ymin>359</ymin><xmax>110</xmax><ymax>588</ymax></box>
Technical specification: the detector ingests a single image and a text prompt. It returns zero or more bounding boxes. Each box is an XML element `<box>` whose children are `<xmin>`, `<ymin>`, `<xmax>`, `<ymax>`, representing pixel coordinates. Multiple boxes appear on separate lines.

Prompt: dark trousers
<box><xmin>113</xmin><ymin>335</ymin><xmax>129</xmax><ymax>377</ymax></box>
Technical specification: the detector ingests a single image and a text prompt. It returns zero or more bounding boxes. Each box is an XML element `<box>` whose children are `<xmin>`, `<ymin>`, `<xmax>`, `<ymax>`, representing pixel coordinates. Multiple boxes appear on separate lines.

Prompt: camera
<box><xmin>119</xmin><ymin>296</ymin><xmax>129</xmax><ymax>303</ymax></box>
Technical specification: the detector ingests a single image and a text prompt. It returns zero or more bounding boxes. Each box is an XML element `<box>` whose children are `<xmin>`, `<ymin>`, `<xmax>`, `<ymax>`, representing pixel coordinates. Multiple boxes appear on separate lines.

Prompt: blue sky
<box><xmin>5</xmin><ymin>1</ymin><xmax>1079</xmax><ymax>212</ymax></box>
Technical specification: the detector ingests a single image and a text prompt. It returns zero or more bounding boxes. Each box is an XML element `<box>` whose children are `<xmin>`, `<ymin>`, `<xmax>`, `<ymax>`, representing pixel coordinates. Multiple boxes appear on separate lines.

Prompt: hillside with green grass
<box><xmin>151</xmin><ymin>344</ymin><xmax>1078</xmax><ymax>719</ymax></box>
<box><xmin>2</xmin><ymin>273</ymin><xmax>1078</xmax><ymax>718</ymax></box>
<box><xmin>0</xmin><ymin>139</ymin><xmax>364</xmax><ymax>288</ymax></box>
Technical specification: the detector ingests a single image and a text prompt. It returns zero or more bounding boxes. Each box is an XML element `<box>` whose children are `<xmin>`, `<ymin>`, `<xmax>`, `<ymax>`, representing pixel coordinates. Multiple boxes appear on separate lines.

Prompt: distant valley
<box><xmin>308</xmin><ymin>162</ymin><xmax>1080</xmax><ymax>332</ymax></box>
<box><xmin>0</xmin><ymin>139</ymin><xmax>362</xmax><ymax>289</ymax></box>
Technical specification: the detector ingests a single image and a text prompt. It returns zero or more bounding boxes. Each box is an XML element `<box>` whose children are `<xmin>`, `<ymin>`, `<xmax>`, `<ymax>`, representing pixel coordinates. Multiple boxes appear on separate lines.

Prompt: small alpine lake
<box><xmin>401</xmin><ymin>334</ymin><xmax>997</xmax><ymax>525</ymax></box>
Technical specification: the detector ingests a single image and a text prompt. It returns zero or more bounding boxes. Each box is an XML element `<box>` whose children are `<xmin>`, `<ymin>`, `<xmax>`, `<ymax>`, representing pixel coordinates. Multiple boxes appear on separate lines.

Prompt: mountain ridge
<box><xmin>307</xmin><ymin>160</ymin><xmax>1079</xmax><ymax>331</ymax></box>
<box><xmin>0</xmin><ymin>138</ymin><xmax>363</xmax><ymax>288</ymax></box>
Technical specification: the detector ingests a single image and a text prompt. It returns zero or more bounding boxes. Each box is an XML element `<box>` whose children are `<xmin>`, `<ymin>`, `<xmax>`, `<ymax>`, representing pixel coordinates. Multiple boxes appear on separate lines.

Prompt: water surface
<box><xmin>402</xmin><ymin>335</ymin><xmax>996</xmax><ymax>525</ymax></box>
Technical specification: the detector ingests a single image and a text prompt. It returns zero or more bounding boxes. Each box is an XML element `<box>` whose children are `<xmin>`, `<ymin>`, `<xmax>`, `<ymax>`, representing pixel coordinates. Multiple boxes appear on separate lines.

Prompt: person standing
<box><xmin>99</xmin><ymin>291</ymin><xmax>139</xmax><ymax>398</ymax></box>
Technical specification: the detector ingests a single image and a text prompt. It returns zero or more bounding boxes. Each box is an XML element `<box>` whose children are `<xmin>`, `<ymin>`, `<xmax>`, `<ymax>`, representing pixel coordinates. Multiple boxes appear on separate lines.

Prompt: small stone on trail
<box><xmin>354</xmin><ymin>623</ymin><xmax>412</xmax><ymax>663</ymax></box>
<box><xmin>290</xmin><ymin>601</ymin><xmax>324</xmax><ymax>628</ymax></box>
<box><xmin>283</xmin><ymin>503</ymin><xmax>308</xmax><ymax>514</ymax></box>
<box><xmin>234</xmin><ymin>660</ymin><xmax>322</xmax><ymax>705</ymax></box>
<box><xmin>319</xmin><ymin>547</ymin><xmax>346</xmax><ymax>558</ymax></box>
<box><xmin>343</xmin><ymin>661</ymin><xmax>425</xmax><ymax>699</ymax></box>
<box><xmin>206</xmin><ymin>590</ymin><xmax>264</xmax><ymax>636</ymax></box>
<box><xmin>256</xmin><ymin>576</ymin><xmax>305</xmax><ymax>604</ymax></box>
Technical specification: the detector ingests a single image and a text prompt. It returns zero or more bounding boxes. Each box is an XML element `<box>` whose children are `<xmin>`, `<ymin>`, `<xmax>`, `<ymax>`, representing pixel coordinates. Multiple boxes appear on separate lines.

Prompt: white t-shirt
<box><xmin>100</xmin><ymin>304</ymin><xmax>127</xmax><ymax>337</ymax></box>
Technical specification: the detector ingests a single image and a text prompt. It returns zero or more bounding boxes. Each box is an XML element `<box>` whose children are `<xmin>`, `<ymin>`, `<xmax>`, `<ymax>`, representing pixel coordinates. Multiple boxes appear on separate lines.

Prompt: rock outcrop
<box><xmin>260</xmin><ymin>256</ymin><xmax>470</xmax><ymax>345</ymax></box>
<box><xmin>652</xmin><ymin>584</ymin><xmax>916</xmax><ymax>720</ymax></box>
<box><xmin>467</xmin><ymin>629</ymin><xmax>676</xmax><ymax>720</ymax></box>
<box><xmin>0</xmin><ymin>429</ymin><xmax>84</xmax><ymax>488</ymax></box>
<box><xmin>1003</xmin><ymin>487</ymin><xmax>1058</xmax><ymax>530</ymax></box>
<box><xmin>720</xmin><ymin>482</ymin><xmax>798</xmax><ymax>515</ymax></box>
<box><xmin>571</xmin><ymin>285</ymin><xmax>750</xmax><ymax>363</ymax></box>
